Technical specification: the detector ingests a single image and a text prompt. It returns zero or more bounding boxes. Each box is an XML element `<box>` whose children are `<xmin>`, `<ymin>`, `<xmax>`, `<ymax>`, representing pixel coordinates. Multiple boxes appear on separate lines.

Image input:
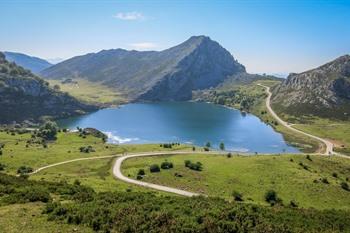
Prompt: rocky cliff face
<box><xmin>271</xmin><ymin>55</ymin><xmax>350</xmax><ymax>119</ymax></box>
<box><xmin>0</xmin><ymin>53</ymin><xmax>97</xmax><ymax>123</ymax></box>
<box><xmin>41</xmin><ymin>36</ymin><xmax>245</xmax><ymax>101</ymax></box>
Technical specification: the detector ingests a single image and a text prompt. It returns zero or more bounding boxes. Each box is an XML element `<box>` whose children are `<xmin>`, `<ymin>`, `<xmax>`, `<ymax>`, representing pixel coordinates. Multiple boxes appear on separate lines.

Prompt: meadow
<box><xmin>122</xmin><ymin>153</ymin><xmax>350</xmax><ymax>209</ymax></box>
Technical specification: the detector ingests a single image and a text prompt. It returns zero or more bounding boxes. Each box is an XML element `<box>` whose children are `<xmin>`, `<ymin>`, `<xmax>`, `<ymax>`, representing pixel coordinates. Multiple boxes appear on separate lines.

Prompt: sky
<box><xmin>1</xmin><ymin>0</ymin><xmax>350</xmax><ymax>75</ymax></box>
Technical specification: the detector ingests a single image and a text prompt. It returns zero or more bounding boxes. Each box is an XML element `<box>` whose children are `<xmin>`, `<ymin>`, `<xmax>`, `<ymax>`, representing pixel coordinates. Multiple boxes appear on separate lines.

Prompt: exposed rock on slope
<box><xmin>271</xmin><ymin>55</ymin><xmax>350</xmax><ymax>119</ymax></box>
<box><xmin>4</xmin><ymin>51</ymin><xmax>52</xmax><ymax>74</ymax></box>
<box><xmin>41</xmin><ymin>36</ymin><xmax>245</xmax><ymax>101</ymax></box>
<box><xmin>0</xmin><ymin>53</ymin><xmax>97</xmax><ymax>123</ymax></box>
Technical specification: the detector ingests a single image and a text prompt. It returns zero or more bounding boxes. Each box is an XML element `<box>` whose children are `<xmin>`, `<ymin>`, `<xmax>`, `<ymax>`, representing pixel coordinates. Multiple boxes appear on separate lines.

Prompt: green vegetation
<box><xmin>48</xmin><ymin>79</ymin><xmax>126</xmax><ymax>106</ymax></box>
<box><xmin>0</xmin><ymin>129</ymin><xmax>191</xmax><ymax>176</ymax></box>
<box><xmin>122</xmin><ymin>153</ymin><xmax>350</xmax><ymax>209</ymax></box>
<box><xmin>1</xmin><ymin>173</ymin><xmax>350</xmax><ymax>233</ymax></box>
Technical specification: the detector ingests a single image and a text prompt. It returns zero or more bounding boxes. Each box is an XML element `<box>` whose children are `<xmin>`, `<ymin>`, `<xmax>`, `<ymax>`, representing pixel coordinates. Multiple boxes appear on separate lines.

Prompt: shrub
<box><xmin>265</xmin><ymin>190</ymin><xmax>282</xmax><ymax>206</ymax></box>
<box><xmin>79</xmin><ymin>146</ymin><xmax>95</xmax><ymax>153</ymax></box>
<box><xmin>0</xmin><ymin>163</ymin><xmax>5</xmax><ymax>171</ymax></box>
<box><xmin>137</xmin><ymin>169</ymin><xmax>145</xmax><ymax>176</ymax></box>
<box><xmin>322</xmin><ymin>178</ymin><xmax>329</xmax><ymax>184</ymax></box>
<box><xmin>161</xmin><ymin>161</ymin><xmax>173</xmax><ymax>169</ymax></box>
<box><xmin>17</xmin><ymin>166</ymin><xmax>33</xmax><ymax>174</ymax></box>
<box><xmin>150</xmin><ymin>164</ymin><xmax>160</xmax><ymax>173</ymax></box>
<box><xmin>332</xmin><ymin>172</ymin><xmax>338</xmax><ymax>178</ymax></box>
<box><xmin>204</xmin><ymin>147</ymin><xmax>210</xmax><ymax>151</ymax></box>
<box><xmin>227</xmin><ymin>153</ymin><xmax>232</xmax><ymax>158</ymax></box>
<box><xmin>192</xmin><ymin>146</ymin><xmax>196</xmax><ymax>151</ymax></box>
<box><xmin>232</xmin><ymin>191</ymin><xmax>243</xmax><ymax>201</ymax></box>
<box><xmin>184</xmin><ymin>160</ymin><xmax>191</xmax><ymax>167</ymax></box>
<box><xmin>289</xmin><ymin>200</ymin><xmax>298</xmax><ymax>208</ymax></box>
<box><xmin>341</xmin><ymin>182</ymin><xmax>349</xmax><ymax>191</ymax></box>
<box><xmin>184</xmin><ymin>160</ymin><xmax>203</xmax><ymax>171</ymax></box>
<box><xmin>136</xmin><ymin>175</ymin><xmax>143</xmax><ymax>180</ymax></box>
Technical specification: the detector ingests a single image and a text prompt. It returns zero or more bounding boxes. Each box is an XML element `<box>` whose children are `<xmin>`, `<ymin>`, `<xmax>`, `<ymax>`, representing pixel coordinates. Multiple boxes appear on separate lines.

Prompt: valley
<box><xmin>1</xmin><ymin>31</ymin><xmax>350</xmax><ymax>232</ymax></box>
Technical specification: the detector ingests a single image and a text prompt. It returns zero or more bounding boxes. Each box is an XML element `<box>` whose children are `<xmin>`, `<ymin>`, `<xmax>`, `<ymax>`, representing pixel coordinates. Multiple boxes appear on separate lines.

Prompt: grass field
<box><xmin>122</xmin><ymin>153</ymin><xmax>350</xmax><ymax>209</ymax></box>
<box><xmin>0</xmin><ymin>202</ymin><xmax>93</xmax><ymax>232</ymax></box>
<box><xmin>30</xmin><ymin>157</ymin><xmax>161</xmax><ymax>194</ymax></box>
<box><xmin>48</xmin><ymin>79</ymin><xmax>126</xmax><ymax>105</ymax></box>
<box><xmin>0</xmin><ymin>131</ymin><xmax>192</xmax><ymax>176</ymax></box>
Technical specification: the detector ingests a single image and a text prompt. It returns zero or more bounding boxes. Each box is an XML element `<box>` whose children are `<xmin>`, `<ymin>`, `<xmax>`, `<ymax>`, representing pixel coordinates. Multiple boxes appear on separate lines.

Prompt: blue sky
<box><xmin>1</xmin><ymin>0</ymin><xmax>349</xmax><ymax>74</ymax></box>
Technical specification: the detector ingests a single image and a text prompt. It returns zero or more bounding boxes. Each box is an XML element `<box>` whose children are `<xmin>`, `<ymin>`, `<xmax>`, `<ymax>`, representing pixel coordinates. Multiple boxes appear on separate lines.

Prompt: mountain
<box><xmin>0</xmin><ymin>52</ymin><xmax>97</xmax><ymax>124</ymax></box>
<box><xmin>271</xmin><ymin>55</ymin><xmax>350</xmax><ymax>119</ymax></box>
<box><xmin>4</xmin><ymin>51</ymin><xmax>52</xmax><ymax>74</ymax></box>
<box><xmin>41</xmin><ymin>36</ymin><xmax>246</xmax><ymax>101</ymax></box>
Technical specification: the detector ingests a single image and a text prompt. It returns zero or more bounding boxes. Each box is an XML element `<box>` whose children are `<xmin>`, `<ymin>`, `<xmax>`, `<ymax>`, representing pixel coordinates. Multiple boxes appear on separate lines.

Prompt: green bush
<box><xmin>137</xmin><ymin>169</ymin><xmax>145</xmax><ymax>176</ymax></box>
<box><xmin>184</xmin><ymin>160</ymin><xmax>203</xmax><ymax>171</ymax></box>
<box><xmin>341</xmin><ymin>182</ymin><xmax>349</xmax><ymax>191</ymax></box>
<box><xmin>232</xmin><ymin>191</ymin><xmax>243</xmax><ymax>201</ymax></box>
<box><xmin>17</xmin><ymin>166</ymin><xmax>33</xmax><ymax>174</ymax></box>
<box><xmin>149</xmin><ymin>164</ymin><xmax>160</xmax><ymax>173</ymax></box>
<box><xmin>0</xmin><ymin>163</ymin><xmax>5</xmax><ymax>171</ymax></box>
<box><xmin>265</xmin><ymin>190</ymin><xmax>282</xmax><ymax>206</ymax></box>
<box><xmin>160</xmin><ymin>161</ymin><xmax>173</xmax><ymax>169</ymax></box>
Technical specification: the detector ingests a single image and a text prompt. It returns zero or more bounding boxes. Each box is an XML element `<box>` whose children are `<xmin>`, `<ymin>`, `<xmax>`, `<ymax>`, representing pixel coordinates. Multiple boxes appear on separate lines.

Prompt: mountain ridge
<box><xmin>271</xmin><ymin>54</ymin><xmax>350</xmax><ymax>119</ymax></box>
<box><xmin>41</xmin><ymin>36</ymin><xmax>246</xmax><ymax>101</ymax></box>
<box><xmin>4</xmin><ymin>51</ymin><xmax>52</xmax><ymax>74</ymax></box>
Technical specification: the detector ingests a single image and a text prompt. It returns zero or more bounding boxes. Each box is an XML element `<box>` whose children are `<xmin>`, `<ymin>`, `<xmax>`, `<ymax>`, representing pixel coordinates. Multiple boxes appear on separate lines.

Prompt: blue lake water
<box><xmin>57</xmin><ymin>102</ymin><xmax>299</xmax><ymax>154</ymax></box>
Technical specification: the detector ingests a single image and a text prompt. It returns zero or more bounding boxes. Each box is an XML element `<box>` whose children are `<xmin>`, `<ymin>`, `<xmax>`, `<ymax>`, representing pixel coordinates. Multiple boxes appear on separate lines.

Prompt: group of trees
<box><xmin>185</xmin><ymin>160</ymin><xmax>203</xmax><ymax>171</ymax></box>
<box><xmin>149</xmin><ymin>161</ymin><xmax>174</xmax><ymax>173</ymax></box>
<box><xmin>160</xmin><ymin>143</ymin><xmax>180</xmax><ymax>149</ymax></box>
<box><xmin>204</xmin><ymin>141</ymin><xmax>225</xmax><ymax>151</ymax></box>
<box><xmin>36</xmin><ymin>121</ymin><xmax>59</xmax><ymax>141</ymax></box>
<box><xmin>79</xmin><ymin>146</ymin><xmax>95</xmax><ymax>153</ymax></box>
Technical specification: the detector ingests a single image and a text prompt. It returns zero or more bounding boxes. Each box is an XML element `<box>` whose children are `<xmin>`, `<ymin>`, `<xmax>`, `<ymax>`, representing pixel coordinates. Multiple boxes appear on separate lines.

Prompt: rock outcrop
<box><xmin>271</xmin><ymin>55</ymin><xmax>350</xmax><ymax>119</ymax></box>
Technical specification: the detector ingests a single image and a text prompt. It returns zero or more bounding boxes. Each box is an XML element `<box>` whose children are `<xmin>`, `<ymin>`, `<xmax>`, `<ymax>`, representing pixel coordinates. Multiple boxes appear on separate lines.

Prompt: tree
<box><xmin>38</xmin><ymin>121</ymin><xmax>58</xmax><ymax>140</ymax></box>
<box><xmin>205</xmin><ymin>142</ymin><xmax>211</xmax><ymax>148</ymax></box>
<box><xmin>219</xmin><ymin>142</ymin><xmax>225</xmax><ymax>150</ymax></box>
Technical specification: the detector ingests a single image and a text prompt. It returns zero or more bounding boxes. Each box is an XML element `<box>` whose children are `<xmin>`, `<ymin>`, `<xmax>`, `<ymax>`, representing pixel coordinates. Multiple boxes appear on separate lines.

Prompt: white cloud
<box><xmin>128</xmin><ymin>42</ymin><xmax>158</xmax><ymax>50</ymax></box>
<box><xmin>113</xmin><ymin>11</ymin><xmax>145</xmax><ymax>21</ymax></box>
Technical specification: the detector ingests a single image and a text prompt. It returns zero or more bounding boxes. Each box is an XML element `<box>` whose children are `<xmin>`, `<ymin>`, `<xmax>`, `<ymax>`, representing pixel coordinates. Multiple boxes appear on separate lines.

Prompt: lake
<box><xmin>58</xmin><ymin>102</ymin><xmax>299</xmax><ymax>154</ymax></box>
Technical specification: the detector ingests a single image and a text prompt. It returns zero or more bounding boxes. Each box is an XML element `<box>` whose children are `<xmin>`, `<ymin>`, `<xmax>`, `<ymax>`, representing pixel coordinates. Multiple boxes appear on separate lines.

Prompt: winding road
<box><xmin>257</xmin><ymin>84</ymin><xmax>335</xmax><ymax>155</ymax></box>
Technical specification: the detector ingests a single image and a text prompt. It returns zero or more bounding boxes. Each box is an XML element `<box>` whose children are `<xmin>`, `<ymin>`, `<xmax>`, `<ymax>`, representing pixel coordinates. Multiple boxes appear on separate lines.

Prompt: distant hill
<box><xmin>0</xmin><ymin>52</ymin><xmax>96</xmax><ymax>123</ymax></box>
<box><xmin>4</xmin><ymin>51</ymin><xmax>52</xmax><ymax>74</ymax></box>
<box><xmin>271</xmin><ymin>55</ymin><xmax>350</xmax><ymax>119</ymax></box>
<box><xmin>41</xmin><ymin>36</ymin><xmax>246</xmax><ymax>101</ymax></box>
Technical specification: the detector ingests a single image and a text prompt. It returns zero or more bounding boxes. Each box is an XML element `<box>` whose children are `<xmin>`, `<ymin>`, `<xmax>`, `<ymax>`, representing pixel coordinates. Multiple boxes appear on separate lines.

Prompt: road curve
<box><xmin>258</xmin><ymin>84</ymin><xmax>334</xmax><ymax>155</ymax></box>
<box><xmin>112</xmin><ymin>151</ymin><xmax>210</xmax><ymax>197</ymax></box>
<box><xmin>29</xmin><ymin>155</ymin><xmax>118</xmax><ymax>175</ymax></box>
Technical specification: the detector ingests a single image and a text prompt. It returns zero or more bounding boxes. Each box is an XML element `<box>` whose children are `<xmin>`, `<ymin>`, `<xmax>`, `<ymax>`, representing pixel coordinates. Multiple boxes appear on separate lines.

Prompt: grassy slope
<box><xmin>0</xmin><ymin>202</ymin><xmax>93</xmax><ymax>233</ymax></box>
<box><xmin>0</xmin><ymin>131</ymin><xmax>192</xmax><ymax>176</ymax></box>
<box><xmin>122</xmin><ymin>153</ymin><xmax>350</xmax><ymax>210</ymax></box>
<box><xmin>48</xmin><ymin>79</ymin><xmax>126</xmax><ymax>105</ymax></box>
<box><xmin>285</xmin><ymin>116</ymin><xmax>350</xmax><ymax>155</ymax></box>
